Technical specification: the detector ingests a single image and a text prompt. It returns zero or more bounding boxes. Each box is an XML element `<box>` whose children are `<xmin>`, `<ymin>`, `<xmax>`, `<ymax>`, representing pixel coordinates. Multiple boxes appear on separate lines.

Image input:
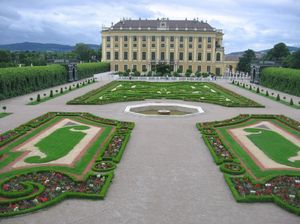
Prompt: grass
<box><xmin>216</xmin><ymin>118</ymin><xmax>300</xmax><ymax>179</ymax></box>
<box><xmin>28</xmin><ymin>78</ymin><xmax>96</xmax><ymax>105</ymax></box>
<box><xmin>25</xmin><ymin>125</ymin><xmax>89</xmax><ymax>163</ymax></box>
<box><xmin>232</xmin><ymin>81</ymin><xmax>300</xmax><ymax>109</ymax></box>
<box><xmin>68</xmin><ymin>81</ymin><xmax>263</xmax><ymax>107</ymax></box>
<box><xmin>0</xmin><ymin>113</ymin><xmax>11</xmax><ymax>119</ymax></box>
<box><xmin>245</xmin><ymin>128</ymin><xmax>300</xmax><ymax>168</ymax></box>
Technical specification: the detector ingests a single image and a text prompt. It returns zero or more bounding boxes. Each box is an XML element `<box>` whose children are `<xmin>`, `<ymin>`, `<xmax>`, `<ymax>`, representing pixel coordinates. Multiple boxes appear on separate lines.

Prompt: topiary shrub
<box><xmin>36</xmin><ymin>94</ymin><xmax>41</xmax><ymax>102</ymax></box>
<box><xmin>50</xmin><ymin>90</ymin><xmax>53</xmax><ymax>98</ymax></box>
<box><xmin>60</xmin><ymin>88</ymin><xmax>63</xmax><ymax>94</ymax></box>
<box><xmin>266</xmin><ymin>91</ymin><xmax>269</xmax><ymax>97</ymax></box>
<box><xmin>256</xmin><ymin>87</ymin><xmax>260</xmax><ymax>93</ymax></box>
<box><xmin>276</xmin><ymin>94</ymin><xmax>280</xmax><ymax>101</ymax></box>
<box><xmin>290</xmin><ymin>98</ymin><xmax>294</xmax><ymax>105</ymax></box>
<box><xmin>249</xmin><ymin>85</ymin><xmax>252</xmax><ymax>90</ymax></box>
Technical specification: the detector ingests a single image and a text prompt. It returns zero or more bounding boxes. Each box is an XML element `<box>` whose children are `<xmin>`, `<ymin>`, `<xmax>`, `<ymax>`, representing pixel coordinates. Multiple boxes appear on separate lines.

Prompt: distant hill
<box><xmin>0</xmin><ymin>42</ymin><xmax>100</xmax><ymax>52</ymax></box>
<box><xmin>225</xmin><ymin>46</ymin><xmax>300</xmax><ymax>61</ymax></box>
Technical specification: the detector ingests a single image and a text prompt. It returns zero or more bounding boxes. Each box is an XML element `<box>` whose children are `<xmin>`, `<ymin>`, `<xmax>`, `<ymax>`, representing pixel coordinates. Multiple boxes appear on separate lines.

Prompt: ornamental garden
<box><xmin>0</xmin><ymin>112</ymin><xmax>134</xmax><ymax>217</ymax></box>
<box><xmin>68</xmin><ymin>81</ymin><xmax>262</xmax><ymax>107</ymax></box>
<box><xmin>197</xmin><ymin>114</ymin><xmax>300</xmax><ymax>215</ymax></box>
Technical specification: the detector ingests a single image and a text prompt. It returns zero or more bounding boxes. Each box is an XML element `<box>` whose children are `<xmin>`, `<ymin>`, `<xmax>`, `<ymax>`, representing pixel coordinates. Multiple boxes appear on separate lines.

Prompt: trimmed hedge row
<box><xmin>77</xmin><ymin>62</ymin><xmax>110</xmax><ymax>79</ymax></box>
<box><xmin>260</xmin><ymin>67</ymin><xmax>300</xmax><ymax>97</ymax></box>
<box><xmin>0</xmin><ymin>65</ymin><xmax>67</xmax><ymax>100</ymax></box>
<box><xmin>0</xmin><ymin>62</ymin><xmax>110</xmax><ymax>100</ymax></box>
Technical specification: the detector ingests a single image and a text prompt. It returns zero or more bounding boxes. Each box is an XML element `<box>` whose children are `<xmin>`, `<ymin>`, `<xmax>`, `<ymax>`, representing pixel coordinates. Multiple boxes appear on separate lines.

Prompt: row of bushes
<box><xmin>0</xmin><ymin>62</ymin><xmax>110</xmax><ymax>100</ymax></box>
<box><xmin>77</xmin><ymin>62</ymin><xmax>110</xmax><ymax>79</ymax></box>
<box><xmin>260</xmin><ymin>67</ymin><xmax>300</xmax><ymax>96</ymax></box>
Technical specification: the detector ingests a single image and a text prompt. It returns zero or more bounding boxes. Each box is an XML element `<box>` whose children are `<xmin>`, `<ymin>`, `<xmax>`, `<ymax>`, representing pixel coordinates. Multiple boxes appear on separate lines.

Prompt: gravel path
<box><xmin>0</xmin><ymin>78</ymin><xmax>299</xmax><ymax>224</ymax></box>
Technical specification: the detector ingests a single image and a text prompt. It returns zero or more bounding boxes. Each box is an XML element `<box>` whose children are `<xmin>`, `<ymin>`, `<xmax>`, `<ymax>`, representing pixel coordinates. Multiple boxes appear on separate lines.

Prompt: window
<box><xmin>207</xmin><ymin>44</ymin><xmax>211</xmax><ymax>49</ymax></box>
<box><xmin>133</xmin><ymin>52</ymin><xmax>137</xmax><ymax>60</ymax></box>
<box><xmin>114</xmin><ymin>64</ymin><xmax>118</xmax><ymax>71</ymax></box>
<box><xmin>207</xmin><ymin>53</ymin><xmax>211</xmax><ymax>61</ymax></box>
<box><xmin>189</xmin><ymin>65</ymin><xmax>192</xmax><ymax>70</ymax></box>
<box><xmin>114</xmin><ymin>44</ymin><xmax>118</xmax><ymax>48</ymax></box>
<box><xmin>124</xmin><ymin>43</ymin><xmax>128</xmax><ymax>48</ymax></box>
<box><xmin>152</xmin><ymin>36</ymin><xmax>156</xmax><ymax>42</ymax></box>
<box><xmin>142</xmin><ymin>43</ymin><xmax>146</xmax><ymax>48</ymax></box>
<box><xmin>207</xmin><ymin>66</ymin><xmax>211</xmax><ymax>73</ymax></box>
<box><xmin>216</xmin><ymin>67</ymin><xmax>221</xmax><ymax>75</ymax></box>
<box><xmin>207</xmin><ymin>37</ymin><xmax>211</xmax><ymax>43</ymax></box>
<box><xmin>133</xmin><ymin>43</ymin><xmax>137</xmax><ymax>48</ymax></box>
<box><xmin>123</xmin><ymin>52</ymin><xmax>128</xmax><ymax>60</ymax></box>
<box><xmin>170</xmin><ymin>36</ymin><xmax>174</xmax><ymax>42</ymax></box>
<box><xmin>142</xmin><ymin>36</ymin><xmax>146</xmax><ymax>41</ymax></box>
<box><xmin>124</xmin><ymin>36</ymin><xmax>128</xmax><ymax>41</ymax></box>
<box><xmin>114</xmin><ymin>52</ymin><xmax>119</xmax><ymax>60</ymax></box>
<box><xmin>161</xmin><ymin>43</ymin><xmax>165</xmax><ymax>48</ymax></box>
<box><xmin>170</xmin><ymin>44</ymin><xmax>174</xmax><ymax>48</ymax></box>
<box><xmin>106</xmin><ymin>36</ymin><xmax>111</xmax><ymax>42</ymax></box>
<box><xmin>197</xmin><ymin>53</ymin><xmax>202</xmax><ymax>61</ymax></box>
<box><xmin>178</xmin><ymin>65</ymin><xmax>183</xmax><ymax>72</ymax></box>
<box><xmin>170</xmin><ymin>52</ymin><xmax>174</xmax><ymax>61</ymax></box>
<box><xmin>133</xmin><ymin>64</ymin><xmax>137</xmax><ymax>71</ymax></box>
<box><xmin>161</xmin><ymin>52</ymin><xmax>165</xmax><ymax>60</ymax></box>
<box><xmin>124</xmin><ymin>64</ymin><xmax>128</xmax><ymax>71</ymax></box>
<box><xmin>198</xmin><ymin>44</ymin><xmax>202</xmax><ymax>48</ymax></box>
<box><xmin>216</xmin><ymin>53</ymin><xmax>221</xmax><ymax>61</ymax></box>
<box><xmin>106</xmin><ymin>44</ymin><xmax>110</xmax><ymax>48</ymax></box>
<box><xmin>179</xmin><ymin>52</ymin><xmax>184</xmax><ymax>60</ymax></box>
<box><xmin>142</xmin><ymin>52</ymin><xmax>147</xmax><ymax>60</ymax></box>
<box><xmin>151</xmin><ymin>52</ymin><xmax>156</xmax><ymax>60</ymax></box>
<box><xmin>189</xmin><ymin>44</ymin><xmax>192</xmax><ymax>48</ymax></box>
<box><xmin>114</xmin><ymin>36</ymin><xmax>118</xmax><ymax>41</ymax></box>
<box><xmin>180</xmin><ymin>36</ymin><xmax>184</xmax><ymax>42</ymax></box>
<box><xmin>179</xmin><ymin>43</ymin><xmax>184</xmax><ymax>48</ymax></box>
<box><xmin>133</xmin><ymin>36</ymin><xmax>137</xmax><ymax>41</ymax></box>
<box><xmin>188</xmin><ymin>52</ymin><xmax>193</xmax><ymax>61</ymax></box>
<box><xmin>189</xmin><ymin>36</ymin><xmax>193</xmax><ymax>42</ymax></box>
<box><xmin>197</xmin><ymin>66</ymin><xmax>201</xmax><ymax>72</ymax></box>
<box><xmin>161</xmin><ymin>36</ymin><xmax>165</xmax><ymax>42</ymax></box>
<box><xmin>106</xmin><ymin>52</ymin><xmax>111</xmax><ymax>60</ymax></box>
<box><xmin>142</xmin><ymin>64</ymin><xmax>147</xmax><ymax>72</ymax></box>
<box><xmin>151</xmin><ymin>44</ymin><xmax>155</xmax><ymax>48</ymax></box>
<box><xmin>198</xmin><ymin>37</ymin><xmax>202</xmax><ymax>42</ymax></box>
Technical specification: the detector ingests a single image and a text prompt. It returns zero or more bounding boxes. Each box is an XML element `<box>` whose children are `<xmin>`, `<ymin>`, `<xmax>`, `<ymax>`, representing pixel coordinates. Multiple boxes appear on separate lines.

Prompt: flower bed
<box><xmin>197</xmin><ymin>114</ymin><xmax>300</xmax><ymax>216</ymax></box>
<box><xmin>0</xmin><ymin>112</ymin><xmax>134</xmax><ymax>217</ymax></box>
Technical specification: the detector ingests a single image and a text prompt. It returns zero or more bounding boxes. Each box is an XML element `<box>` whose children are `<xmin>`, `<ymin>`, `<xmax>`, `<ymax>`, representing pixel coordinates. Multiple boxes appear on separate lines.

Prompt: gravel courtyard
<box><xmin>0</xmin><ymin>78</ymin><xmax>299</xmax><ymax>224</ymax></box>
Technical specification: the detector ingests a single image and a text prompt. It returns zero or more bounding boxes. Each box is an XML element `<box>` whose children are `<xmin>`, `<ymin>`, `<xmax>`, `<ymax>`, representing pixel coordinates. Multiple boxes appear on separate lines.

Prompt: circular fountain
<box><xmin>125</xmin><ymin>103</ymin><xmax>204</xmax><ymax>116</ymax></box>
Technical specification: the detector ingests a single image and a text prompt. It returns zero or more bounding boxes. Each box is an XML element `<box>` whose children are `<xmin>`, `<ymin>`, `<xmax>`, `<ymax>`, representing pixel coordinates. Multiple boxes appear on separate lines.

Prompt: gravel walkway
<box><xmin>0</xmin><ymin>78</ymin><xmax>299</xmax><ymax>224</ymax></box>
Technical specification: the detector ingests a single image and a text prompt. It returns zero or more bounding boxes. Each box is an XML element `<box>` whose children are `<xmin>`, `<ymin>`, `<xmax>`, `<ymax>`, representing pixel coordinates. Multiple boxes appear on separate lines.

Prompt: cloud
<box><xmin>0</xmin><ymin>0</ymin><xmax>299</xmax><ymax>52</ymax></box>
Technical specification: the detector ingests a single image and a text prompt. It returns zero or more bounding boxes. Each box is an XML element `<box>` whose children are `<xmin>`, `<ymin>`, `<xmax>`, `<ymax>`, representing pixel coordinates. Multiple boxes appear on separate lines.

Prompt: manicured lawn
<box><xmin>197</xmin><ymin>114</ymin><xmax>300</xmax><ymax>216</ymax></box>
<box><xmin>68</xmin><ymin>81</ymin><xmax>263</xmax><ymax>107</ymax></box>
<box><xmin>245</xmin><ymin>128</ymin><xmax>300</xmax><ymax>168</ymax></box>
<box><xmin>0</xmin><ymin>112</ymin><xmax>134</xmax><ymax>217</ymax></box>
<box><xmin>26</xmin><ymin>125</ymin><xmax>89</xmax><ymax>163</ymax></box>
<box><xmin>0</xmin><ymin>113</ymin><xmax>11</xmax><ymax>119</ymax></box>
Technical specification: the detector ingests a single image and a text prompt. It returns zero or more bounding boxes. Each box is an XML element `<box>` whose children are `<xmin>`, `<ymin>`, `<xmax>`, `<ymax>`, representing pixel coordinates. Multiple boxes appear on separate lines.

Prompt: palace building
<box><xmin>101</xmin><ymin>18</ymin><xmax>237</xmax><ymax>75</ymax></box>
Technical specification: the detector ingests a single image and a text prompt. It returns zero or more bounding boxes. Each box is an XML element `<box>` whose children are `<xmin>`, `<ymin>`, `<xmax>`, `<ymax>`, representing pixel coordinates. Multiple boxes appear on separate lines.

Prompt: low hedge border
<box><xmin>0</xmin><ymin>112</ymin><xmax>134</xmax><ymax>217</ymax></box>
<box><xmin>198</xmin><ymin>114</ymin><xmax>300</xmax><ymax>216</ymax></box>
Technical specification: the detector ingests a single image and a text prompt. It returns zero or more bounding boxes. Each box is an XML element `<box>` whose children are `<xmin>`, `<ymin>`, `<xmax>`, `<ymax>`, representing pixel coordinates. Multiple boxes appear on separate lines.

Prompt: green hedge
<box><xmin>0</xmin><ymin>64</ymin><xmax>67</xmax><ymax>100</ymax></box>
<box><xmin>260</xmin><ymin>67</ymin><xmax>300</xmax><ymax>96</ymax></box>
<box><xmin>77</xmin><ymin>62</ymin><xmax>110</xmax><ymax>79</ymax></box>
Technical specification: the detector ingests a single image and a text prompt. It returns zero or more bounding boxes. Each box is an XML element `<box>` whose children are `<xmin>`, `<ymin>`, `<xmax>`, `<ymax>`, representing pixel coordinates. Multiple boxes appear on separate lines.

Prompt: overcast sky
<box><xmin>0</xmin><ymin>0</ymin><xmax>299</xmax><ymax>53</ymax></box>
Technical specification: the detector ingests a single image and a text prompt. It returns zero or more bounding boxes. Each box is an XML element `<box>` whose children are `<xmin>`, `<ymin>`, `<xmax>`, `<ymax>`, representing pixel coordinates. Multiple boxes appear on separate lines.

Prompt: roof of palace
<box><xmin>104</xmin><ymin>18</ymin><xmax>220</xmax><ymax>32</ymax></box>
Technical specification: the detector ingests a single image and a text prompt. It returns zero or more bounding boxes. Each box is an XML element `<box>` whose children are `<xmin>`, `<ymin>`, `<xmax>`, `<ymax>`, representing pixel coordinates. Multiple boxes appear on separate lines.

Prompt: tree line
<box><xmin>237</xmin><ymin>42</ymin><xmax>300</xmax><ymax>73</ymax></box>
<box><xmin>0</xmin><ymin>43</ymin><xmax>102</xmax><ymax>68</ymax></box>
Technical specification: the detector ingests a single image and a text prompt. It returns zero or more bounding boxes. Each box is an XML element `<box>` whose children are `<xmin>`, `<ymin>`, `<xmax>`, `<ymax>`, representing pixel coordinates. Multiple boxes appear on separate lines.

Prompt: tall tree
<box><xmin>237</xmin><ymin>49</ymin><xmax>256</xmax><ymax>73</ymax></box>
<box><xmin>265</xmin><ymin>42</ymin><xmax>290</xmax><ymax>63</ymax></box>
<box><xmin>73</xmin><ymin>43</ymin><xmax>93</xmax><ymax>62</ymax></box>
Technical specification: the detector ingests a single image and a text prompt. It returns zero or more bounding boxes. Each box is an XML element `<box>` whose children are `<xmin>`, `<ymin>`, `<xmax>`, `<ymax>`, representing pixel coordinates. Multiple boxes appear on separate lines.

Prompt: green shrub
<box><xmin>77</xmin><ymin>62</ymin><xmax>110</xmax><ymax>79</ymax></box>
<box><xmin>50</xmin><ymin>90</ymin><xmax>53</xmax><ymax>97</ymax></box>
<box><xmin>276</xmin><ymin>94</ymin><xmax>280</xmax><ymax>101</ymax></box>
<box><xmin>260</xmin><ymin>67</ymin><xmax>300</xmax><ymax>96</ymax></box>
<box><xmin>60</xmin><ymin>87</ymin><xmax>63</xmax><ymax>94</ymax></box>
<box><xmin>36</xmin><ymin>94</ymin><xmax>41</xmax><ymax>102</ymax></box>
<box><xmin>290</xmin><ymin>98</ymin><xmax>294</xmax><ymax>105</ymax></box>
<box><xmin>266</xmin><ymin>90</ymin><xmax>269</xmax><ymax>96</ymax></box>
<box><xmin>249</xmin><ymin>85</ymin><xmax>252</xmax><ymax>90</ymax></box>
<box><xmin>0</xmin><ymin>65</ymin><xmax>67</xmax><ymax>100</ymax></box>
<box><xmin>256</xmin><ymin>87</ymin><xmax>260</xmax><ymax>93</ymax></box>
